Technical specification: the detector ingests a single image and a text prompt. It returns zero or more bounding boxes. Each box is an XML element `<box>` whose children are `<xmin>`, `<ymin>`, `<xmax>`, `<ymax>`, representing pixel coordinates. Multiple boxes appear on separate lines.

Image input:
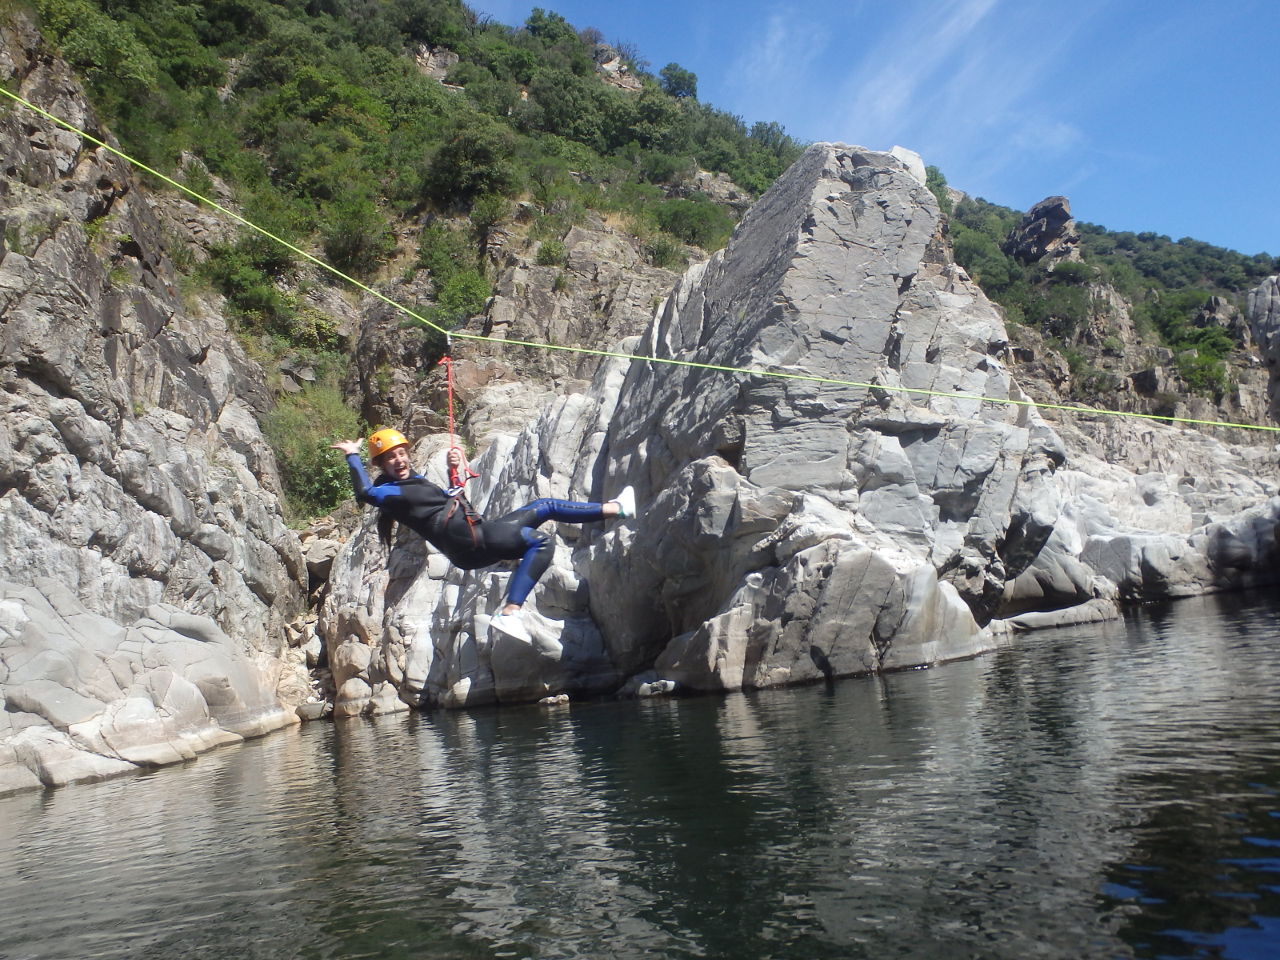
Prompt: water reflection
<box><xmin>1</xmin><ymin>592</ymin><xmax>1278</xmax><ymax>958</ymax></box>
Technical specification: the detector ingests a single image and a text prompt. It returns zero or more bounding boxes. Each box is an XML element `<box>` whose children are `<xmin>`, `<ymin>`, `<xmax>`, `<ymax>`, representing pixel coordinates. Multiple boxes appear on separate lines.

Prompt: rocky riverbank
<box><xmin>2</xmin><ymin>10</ymin><xmax>1277</xmax><ymax>794</ymax></box>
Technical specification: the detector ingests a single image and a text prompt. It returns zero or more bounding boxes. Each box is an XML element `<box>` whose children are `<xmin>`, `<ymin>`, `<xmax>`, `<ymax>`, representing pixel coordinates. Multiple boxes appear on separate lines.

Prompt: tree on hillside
<box><xmin>659</xmin><ymin>62</ymin><xmax>697</xmax><ymax>99</ymax></box>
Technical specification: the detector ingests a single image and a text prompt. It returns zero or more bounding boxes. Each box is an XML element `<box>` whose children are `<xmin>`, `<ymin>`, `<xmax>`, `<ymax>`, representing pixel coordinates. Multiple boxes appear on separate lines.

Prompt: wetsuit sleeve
<box><xmin>346</xmin><ymin>453</ymin><xmax>400</xmax><ymax>507</ymax></box>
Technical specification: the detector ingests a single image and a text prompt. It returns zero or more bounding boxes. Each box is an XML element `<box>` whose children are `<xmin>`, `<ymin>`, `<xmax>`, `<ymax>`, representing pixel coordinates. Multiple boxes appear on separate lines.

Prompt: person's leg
<box><xmin>476</xmin><ymin>520</ymin><xmax>553</xmax><ymax>615</ymax></box>
<box><xmin>504</xmin><ymin>528</ymin><xmax>553</xmax><ymax>609</ymax></box>
<box><xmin>495</xmin><ymin>497</ymin><xmax>620</xmax><ymax>528</ymax></box>
<box><xmin>488</xmin><ymin>491</ymin><xmax>636</xmax><ymax>643</ymax></box>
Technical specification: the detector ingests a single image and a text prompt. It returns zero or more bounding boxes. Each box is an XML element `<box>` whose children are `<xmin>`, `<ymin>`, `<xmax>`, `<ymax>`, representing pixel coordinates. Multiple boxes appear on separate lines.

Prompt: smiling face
<box><xmin>374</xmin><ymin>444</ymin><xmax>412</xmax><ymax>481</ymax></box>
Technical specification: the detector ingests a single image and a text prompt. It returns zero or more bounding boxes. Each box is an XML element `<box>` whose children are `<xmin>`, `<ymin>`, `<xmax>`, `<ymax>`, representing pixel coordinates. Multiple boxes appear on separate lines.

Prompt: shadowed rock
<box><xmin>1001</xmin><ymin>196</ymin><xmax>1080</xmax><ymax>264</ymax></box>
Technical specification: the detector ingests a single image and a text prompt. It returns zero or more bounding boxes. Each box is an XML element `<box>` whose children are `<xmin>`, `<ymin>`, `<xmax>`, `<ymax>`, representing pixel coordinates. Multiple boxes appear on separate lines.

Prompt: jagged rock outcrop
<box><xmin>1194</xmin><ymin>295</ymin><xmax>1251</xmax><ymax>346</ymax></box>
<box><xmin>321</xmin><ymin>143</ymin><xmax>1280</xmax><ymax>715</ymax></box>
<box><xmin>1</xmin><ymin>13</ymin><xmax>310</xmax><ymax>792</ymax></box>
<box><xmin>592</xmin><ymin>43</ymin><xmax>644</xmax><ymax>91</ymax></box>
<box><xmin>481</xmin><ymin>216</ymin><xmax>681</xmax><ymax>380</ymax></box>
<box><xmin>677</xmin><ymin>171</ymin><xmax>754</xmax><ymax>216</ymax></box>
<box><xmin>1001</xmin><ymin>195</ymin><xmax>1080</xmax><ymax>264</ymax></box>
<box><xmin>413</xmin><ymin>44</ymin><xmax>459</xmax><ymax>82</ymax></box>
<box><xmin>1250</xmin><ymin>275</ymin><xmax>1280</xmax><ymax>420</ymax></box>
<box><xmin>346</xmin><ymin>211</ymin><xmax>683</xmax><ymax>448</ymax></box>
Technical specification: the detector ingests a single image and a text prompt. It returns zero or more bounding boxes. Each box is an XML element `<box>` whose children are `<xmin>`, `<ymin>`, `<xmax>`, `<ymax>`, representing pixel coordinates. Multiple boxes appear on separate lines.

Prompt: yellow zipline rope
<box><xmin>3</xmin><ymin>85</ymin><xmax>1277</xmax><ymax>434</ymax></box>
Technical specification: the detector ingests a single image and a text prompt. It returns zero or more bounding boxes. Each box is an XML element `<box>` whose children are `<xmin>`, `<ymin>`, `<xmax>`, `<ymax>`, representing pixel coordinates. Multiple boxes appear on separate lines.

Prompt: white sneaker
<box><xmin>490</xmin><ymin>611</ymin><xmax>531</xmax><ymax>644</ymax></box>
<box><xmin>612</xmin><ymin>485</ymin><xmax>637</xmax><ymax>519</ymax></box>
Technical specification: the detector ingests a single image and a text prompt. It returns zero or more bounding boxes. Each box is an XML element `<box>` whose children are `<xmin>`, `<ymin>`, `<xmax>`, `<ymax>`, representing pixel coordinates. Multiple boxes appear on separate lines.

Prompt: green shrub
<box><xmin>1023</xmin><ymin>282</ymin><xmax>1091</xmax><ymax>339</ymax></box>
<box><xmin>418</xmin><ymin>221</ymin><xmax>476</xmax><ymax>279</ymax></box>
<box><xmin>262</xmin><ymin>383</ymin><xmax>362</xmax><ymax>523</ymax></box>
<box><xmin>35</xmin><ymin>0</ymin><xmax>157</xmax><ymax>88</ymax></box>
<box><xmin>530</xmin><ymin>202</ymin><xmax>587</xmax><ymax>240</ymax></box>
<box><xmin>659</xmin><ymin>63</ymin><xmax>697</xmax><ymax>100</ymax></box>
<box><xmin>645</xmin><ymin>233</ymin><xmax>685</xmax><ymax>269</ymax></box>
<box><xmin>1176</xmin><ymin>352</ymin><xmax>1230</xmax><ymax>399</ymax></box>
<box><xmin>925</xmin><ymin>165</ymin><xmax>952</xmax><ymax>216</ymax></box>
<box><xmin>654</xmin><ymin>197</ymin><xmax>734</xmax><ymax>250</ymax></box>
<box><xmin>288</xmin><ymin>308</ymin><xmax>343</xmax><ymax>351</ymax></box>
<box><xmin>1050</xmin><ymin>260</ymin><xmax>1094</xmax><ymax>284</ymax></box>
<box><xmin>469</xmin><ymin>193</ymin><xmax>511</xmax><ymax>235</ymax></box>
<box><xmin>637</xmin><ymin>151</ymin><xmax>694</xmax><ymax>185</ymax></box>
<box><xmin>434</xmin><ymin>268</ymin><xmax>490</xmax><ymax>321</ymax></box>
<box><xmin>322</xmin><ymin>195</ymin><xmax>395</xmax><ymax>278</ymax></box>
<box><xmin>202</xmin><ymin>240</ymin><xmax>294</xmax><ymax>335</ymax></box>
<box><xmin>422</xmin><ymin>118</ymin><xmax>520</xmax><ymax>204</ymax></box>
<box><xmin>536</xmin><ymin>238</ymin><xmax>566</xmax><ymax>265</ymax></box>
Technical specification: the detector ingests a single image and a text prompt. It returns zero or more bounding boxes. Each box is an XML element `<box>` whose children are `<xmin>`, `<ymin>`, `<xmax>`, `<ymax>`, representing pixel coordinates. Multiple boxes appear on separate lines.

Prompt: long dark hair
<box><xmin>377</xmin><ymin>512</ymin><xmax>396</xmax><ymax>549</ymax></box>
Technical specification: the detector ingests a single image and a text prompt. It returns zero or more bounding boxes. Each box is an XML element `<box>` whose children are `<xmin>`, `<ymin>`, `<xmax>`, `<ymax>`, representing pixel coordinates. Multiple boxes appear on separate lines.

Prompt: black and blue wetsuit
<box><xmin>344</xmin><ymin>454</ymin><xmax>606</xmax><ymax>605</ymax></box>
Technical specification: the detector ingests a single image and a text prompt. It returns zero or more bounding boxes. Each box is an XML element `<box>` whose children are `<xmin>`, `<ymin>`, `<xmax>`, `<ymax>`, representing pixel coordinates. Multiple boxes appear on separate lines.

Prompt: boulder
<box><xmin>0</xmin><ymin>579</ymin><xmax>297</xmax><ymax>791</ymax></box>
<box><xmin>1001</xmin><ymin>196</ymin><xmax>1080</xmax><ymax>264</ymax></box>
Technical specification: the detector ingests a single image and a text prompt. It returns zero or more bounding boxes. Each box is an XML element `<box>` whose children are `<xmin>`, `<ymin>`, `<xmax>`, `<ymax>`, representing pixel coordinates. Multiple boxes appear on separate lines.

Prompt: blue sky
<box><xmin>467</xmin><ymin>0</ymin><xmax>1278</xmax><ymax>257</ymax></box>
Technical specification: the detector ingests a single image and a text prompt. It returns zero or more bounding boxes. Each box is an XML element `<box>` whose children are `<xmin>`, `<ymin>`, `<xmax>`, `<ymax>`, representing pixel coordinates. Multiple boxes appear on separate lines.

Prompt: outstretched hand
<box><xmin>330</xmin><ymin>439</ymin><xmax>362</xmax><ymax>456</ymax></box>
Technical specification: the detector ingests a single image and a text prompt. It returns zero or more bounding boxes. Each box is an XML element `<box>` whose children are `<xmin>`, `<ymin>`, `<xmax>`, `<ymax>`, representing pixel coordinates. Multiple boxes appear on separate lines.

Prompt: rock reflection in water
<box><xmin>0</xmin><ymin>592</ymin><xmax>1278</xmax><ymax>959</ymax></box>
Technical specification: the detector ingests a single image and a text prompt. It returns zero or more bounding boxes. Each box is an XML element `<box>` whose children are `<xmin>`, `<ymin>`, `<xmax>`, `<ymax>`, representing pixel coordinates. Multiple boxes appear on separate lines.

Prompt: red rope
<box><xmin>439</xmin><ymin>350</ymin><xmax>478</xmax><ymax>490</ymax></box>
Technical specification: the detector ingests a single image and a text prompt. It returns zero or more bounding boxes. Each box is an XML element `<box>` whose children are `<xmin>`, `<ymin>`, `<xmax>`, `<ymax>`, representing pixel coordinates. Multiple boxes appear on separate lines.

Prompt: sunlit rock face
<box><xmin>0</xmin><ymin>13</ymin><xmax>308</xmax><ymax>792</ymax></box>
<box><xmin>578</xmin><ymin>144</ymin><xmax>1069</xmax><ymax>690</ymax></box>
<box><xmin>322</xmin><ymin>142</ymin><xmax>1279</xmax><ymax>712</ymax></box>
<box><xmin>1250</xmin><ymin>275</ymin><xmax>1280</xmax><ymax>422</ymax></box>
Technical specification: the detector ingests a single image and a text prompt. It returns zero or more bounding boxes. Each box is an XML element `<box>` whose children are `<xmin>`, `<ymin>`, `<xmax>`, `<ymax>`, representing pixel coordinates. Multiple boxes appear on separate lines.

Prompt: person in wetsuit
<box><xmin>331</xmin><ymin>428</ymin><xmax>635</xmax><ymax>642</ymax></box>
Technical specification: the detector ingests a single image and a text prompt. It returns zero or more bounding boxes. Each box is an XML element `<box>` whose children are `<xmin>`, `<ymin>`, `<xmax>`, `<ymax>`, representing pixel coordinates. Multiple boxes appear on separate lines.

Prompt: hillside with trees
<box><xmin>14</xmin><ymin>0</ymin><xmax>1277</xmax><ymax>522</ymax></box>
<box><xmin>20</xmin><ymin>0</ymin><xmax>802</xmax><ymax>518</ymax></box>
<box><xmin>927</xmin><ymin>168</ymin><xmax>1277</xmax><ymax>420</ymax></box>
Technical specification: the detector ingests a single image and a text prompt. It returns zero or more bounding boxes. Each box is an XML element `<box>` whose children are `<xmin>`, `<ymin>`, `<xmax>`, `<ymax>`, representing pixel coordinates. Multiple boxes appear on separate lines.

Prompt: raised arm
<box><xmin>330</xmin><ymin>440</ymin><xmax>374</xmax><ymax>501</ymax></box>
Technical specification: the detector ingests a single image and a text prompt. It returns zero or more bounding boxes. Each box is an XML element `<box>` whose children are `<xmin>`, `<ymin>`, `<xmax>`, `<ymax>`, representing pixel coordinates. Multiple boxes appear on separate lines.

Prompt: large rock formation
<box><xmin>1250</xmin><ymin>275</ymin><xmax>1280</xmax><ymax>421</ymax></box>
<box><xmin>1</xmin><ymin>13</ymin><xmax>310</xmax><ymax>792</ymax></box>
<box><xmin>1001</xmin><ymin>195</ymin><xmax>1080</xmax><ymax>264</ymax></box>
<box><xmin>320</xmin><ymin>144</ymin><xmax>1280</xmax><ymax>714</ymax></box>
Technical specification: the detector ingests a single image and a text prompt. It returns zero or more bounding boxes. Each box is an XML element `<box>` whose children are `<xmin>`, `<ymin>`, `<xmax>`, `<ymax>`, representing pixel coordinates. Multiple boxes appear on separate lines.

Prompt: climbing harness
<box><xmin>3</xmin><ymin>85</ymin><xmax>1277</xmax><ymax>436</ymax></box>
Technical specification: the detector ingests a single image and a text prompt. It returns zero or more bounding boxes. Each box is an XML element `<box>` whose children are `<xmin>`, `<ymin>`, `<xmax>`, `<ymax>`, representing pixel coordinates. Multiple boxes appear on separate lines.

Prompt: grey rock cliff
<box><xmin>1250</xmin><ymin>275</ymin><xmax>1280</xmax><ymax>421</ymax></box>
<box><xmin>1</xmin><ymin>14</ymin><xmax>309</xmax><ymax>792</ymax></box>
<box><xmin>318</xmin><ymin>143</ymin><xmax>1278</xmax><ymax>714</ymax></box>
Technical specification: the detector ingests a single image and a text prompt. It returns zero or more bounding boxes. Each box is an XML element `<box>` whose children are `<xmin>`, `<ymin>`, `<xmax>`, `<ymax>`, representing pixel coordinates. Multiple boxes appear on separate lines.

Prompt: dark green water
<box><xmin>3</xmin><ymin>592</ymin><xmax>1280</xmax><ymax>959</ymax></box>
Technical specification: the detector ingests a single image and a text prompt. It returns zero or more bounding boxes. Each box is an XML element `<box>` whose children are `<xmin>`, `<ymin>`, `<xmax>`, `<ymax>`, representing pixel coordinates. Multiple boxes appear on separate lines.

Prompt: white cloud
<box><xmin>724</xmin><ymin>5</ymin><xmax>830</xmax><ymax>123</ymax></box>
<box><xmin>808</xmin><ymin>0</ymin><xmax>1132</xmax><ymax>205</ymax></box>
<box><xmin>837</xmin><ymin>0</ymin><xmax>1003</xmax><ymax>145</ymax></box>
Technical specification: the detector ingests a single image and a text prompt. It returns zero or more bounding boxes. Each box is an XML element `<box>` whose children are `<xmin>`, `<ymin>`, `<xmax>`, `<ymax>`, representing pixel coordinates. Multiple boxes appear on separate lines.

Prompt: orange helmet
<box><xmin>368</xmin><ymin>428</ymin><xmax>409</xmax><ymax>458</ymax></box>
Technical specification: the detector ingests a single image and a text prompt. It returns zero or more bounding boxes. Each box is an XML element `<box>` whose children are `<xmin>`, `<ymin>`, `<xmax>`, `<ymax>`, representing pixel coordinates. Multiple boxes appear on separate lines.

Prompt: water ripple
<box><xmin>2</xmin><ymin>592</ymin><xmax>1279</xmax><ymax>958</ymax></box>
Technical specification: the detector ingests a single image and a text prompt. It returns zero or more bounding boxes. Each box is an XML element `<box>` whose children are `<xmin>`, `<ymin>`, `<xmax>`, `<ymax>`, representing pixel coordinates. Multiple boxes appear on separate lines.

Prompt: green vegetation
<box><xmin>262</xmin><ymin>379</ymin><xmax>363</xmax><ymax>525</ymax></box>
<box><xmin>23</xmin><ymin>0</ymin><xmax>806</xmax><ymax>518</ymax></box>
<box><xmin>942</xmin><ymin>188</ymin><xmax>1279</xmax><ymax>401</ymax></box>
<box><xmin>536</xmin><ymin>238</ymin><xmax>566</xmax><ymax>266</ymax></box>
<box><xmin>417</xmin><ymin>220</ymin><xmax>489</xmax><ymax>325</ymax></box>
<box><xmin>22</xmin><ymin>0</ymin><xmax>809</xmax><ymax>517</ymax></box>
<box><xmin>925</xmin><ymin>165</ymin><xmax>952</xmax><ymax>217</ymax></box>
<box><xmin>659</xmin><ymin>62</ymin><xmax>697</xmax><ymax>100</ymax></box>
<box><xmin>30</xmin><ymin>0</ymin><xmax>803</xmax><ymax>253</ymax></box>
